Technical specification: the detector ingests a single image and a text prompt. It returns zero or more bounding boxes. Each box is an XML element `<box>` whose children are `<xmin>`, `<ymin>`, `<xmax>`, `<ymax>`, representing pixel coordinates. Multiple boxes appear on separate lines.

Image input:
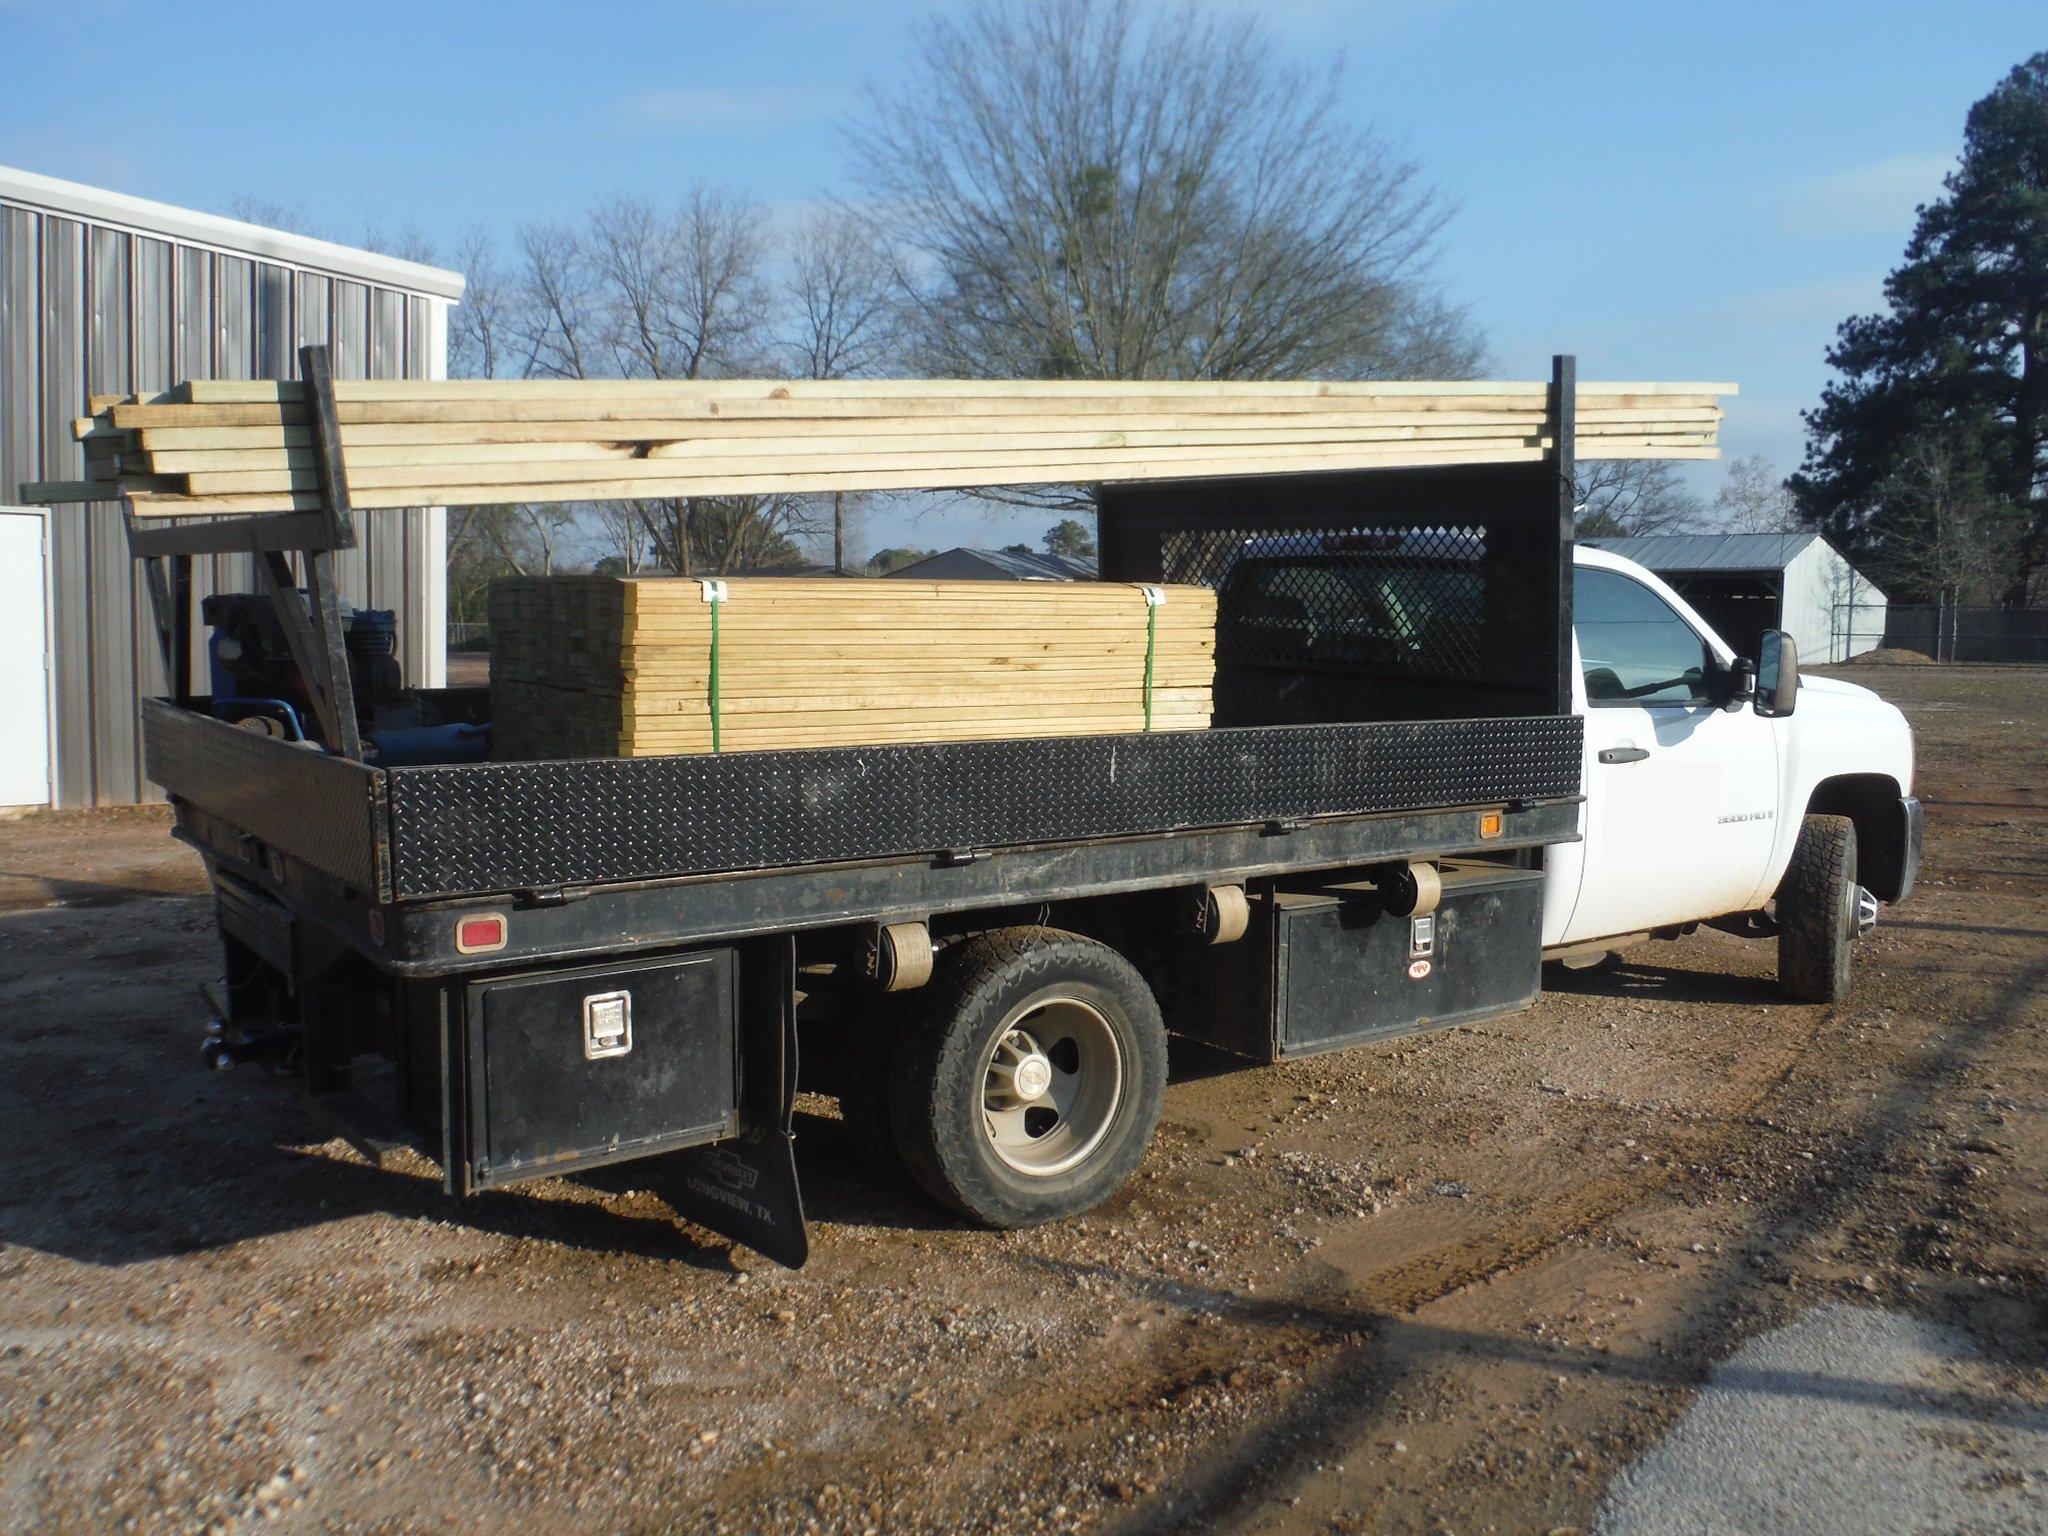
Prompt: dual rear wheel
<box><xmin>842</xmin><ymin>927</ymin><xmax>1169</xmax><ymax>1227</ymax></box>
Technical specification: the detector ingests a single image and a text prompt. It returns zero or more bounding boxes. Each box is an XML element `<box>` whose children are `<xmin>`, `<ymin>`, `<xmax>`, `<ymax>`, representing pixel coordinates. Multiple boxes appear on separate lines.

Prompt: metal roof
<box><xmin>1584</xmin><ymin>532</ymin><xmax>1821</xmax><ymax>572</ymax></box>
<box><xmin>887</xmin><ymin>548</ymin><xmax>1098</xmax><ymax>580</ymax></box>
<box><xmin>0</xmin><ymin>164</ymin><xmax>465</xmax><ymax>300</ymax></box>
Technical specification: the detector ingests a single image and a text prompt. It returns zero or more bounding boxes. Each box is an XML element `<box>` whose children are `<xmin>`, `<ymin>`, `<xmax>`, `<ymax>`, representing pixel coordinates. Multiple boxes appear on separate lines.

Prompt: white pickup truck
<box><xmin>1545</xmin><ymin>546</ymin><xmax>1923</xmax><ymax>1000</ymax></box>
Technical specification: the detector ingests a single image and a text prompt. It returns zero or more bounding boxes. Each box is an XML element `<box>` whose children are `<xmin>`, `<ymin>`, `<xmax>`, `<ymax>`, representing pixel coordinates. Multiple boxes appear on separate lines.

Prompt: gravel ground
<box><xmin>1</xmin><ymin>663</ymin><xmax>2044</xmax><ymax>1535</ymax></box>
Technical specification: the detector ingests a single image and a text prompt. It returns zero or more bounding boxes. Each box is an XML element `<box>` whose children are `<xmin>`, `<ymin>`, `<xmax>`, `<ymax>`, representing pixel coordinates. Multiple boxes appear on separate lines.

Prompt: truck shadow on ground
<box><xmin>0</xmin><ymin>871</ymin><xmax>204</xmax><ymax>911</ymax></box>
<box><xmin>0</xmin><ymin>1087</ymin><xmax>981</xmax><ymax>1275</ymax></box>
<box><xmin>1540</xmin><ymin>955</ymin><xmax>1785</xmax><ymax>1006</ymax></box>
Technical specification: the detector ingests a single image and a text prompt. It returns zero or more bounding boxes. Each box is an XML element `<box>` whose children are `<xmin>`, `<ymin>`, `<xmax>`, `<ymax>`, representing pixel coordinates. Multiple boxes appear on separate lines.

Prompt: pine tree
<box><xmin>1792</xmin><ymin>52</ymin><xmax>2048</xmax><ymax>602</ymax></box>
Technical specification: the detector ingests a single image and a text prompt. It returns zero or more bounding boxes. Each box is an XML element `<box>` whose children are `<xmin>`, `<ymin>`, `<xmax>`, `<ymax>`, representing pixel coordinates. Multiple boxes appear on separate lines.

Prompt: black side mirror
<box><xmin>1756</xmin><ymin>631</ymin><xmax>1799</xmax><ymax>717</ymax></box>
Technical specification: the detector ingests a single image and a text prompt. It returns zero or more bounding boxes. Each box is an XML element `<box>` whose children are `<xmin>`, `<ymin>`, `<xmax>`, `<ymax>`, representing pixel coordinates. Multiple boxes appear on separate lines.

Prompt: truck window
<box><xmin>1575</xmin><ymin>566</ymin><xmax>1711</xmax><ymax>706</ymax></box>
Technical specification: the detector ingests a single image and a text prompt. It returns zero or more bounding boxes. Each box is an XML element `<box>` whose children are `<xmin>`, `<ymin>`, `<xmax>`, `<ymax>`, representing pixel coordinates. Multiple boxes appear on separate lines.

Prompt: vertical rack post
<box><xmin>138</xmin><ymin>551</ymin><xmax>195</xmax><ymax>702</ymax></box>
<box><xmin>1549</xmin><ymin>353</ymin><xmax>1577</xmax><ymax>715</ymax></box>
<box><xmin>122</xmin><ymin>345</ymin><xmax>364</xmax><ymax>755</ymax></box>
<box><xmin>295</xmin><ymin>344</ymin><xmax>363</xmax><ymax>759</ymax></box>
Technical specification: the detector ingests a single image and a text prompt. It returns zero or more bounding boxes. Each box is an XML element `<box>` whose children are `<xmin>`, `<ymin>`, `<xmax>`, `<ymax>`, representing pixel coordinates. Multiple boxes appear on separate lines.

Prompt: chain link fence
<box><xmin>1836</xmin><ymin>603</ymin><xmax>2048</xmax><ymax>664</ymax></box>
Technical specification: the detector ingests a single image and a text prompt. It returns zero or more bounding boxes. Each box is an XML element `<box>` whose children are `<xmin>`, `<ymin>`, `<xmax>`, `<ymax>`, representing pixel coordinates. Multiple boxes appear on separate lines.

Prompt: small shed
<box><xmin>0</xmin><ymin>164</ymin><xmax>465</xmax><ymax>807</ymax></box>
<box><xmin>1584</xmin><ymin>532</ymin><xmax>1887</xmax><ymax>665</ymax></box>
<box><xmin>886</xmin><ymin>548</ymin><xmax>1097</xmax><ymax>581</ymax></box>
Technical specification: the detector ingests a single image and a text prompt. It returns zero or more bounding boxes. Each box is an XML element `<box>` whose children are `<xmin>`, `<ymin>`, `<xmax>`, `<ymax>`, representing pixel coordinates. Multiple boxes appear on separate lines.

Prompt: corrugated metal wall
<box><xmin>0</xmin><ymin>200</ymin><xmax>448</xmax><ymax>806</ymax></box>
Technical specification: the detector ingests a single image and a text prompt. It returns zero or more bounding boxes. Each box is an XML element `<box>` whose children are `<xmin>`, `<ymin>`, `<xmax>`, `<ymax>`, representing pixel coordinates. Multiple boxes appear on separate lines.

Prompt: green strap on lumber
<box><xmin>700</xmin><ymin>578</ymin><xmax>728</xmax><ymax>752</ymax></box>
<box><xmin>1137</xmin><ymin>585</ymin><xmax>1165</xmax><ymax>732</ymax></box>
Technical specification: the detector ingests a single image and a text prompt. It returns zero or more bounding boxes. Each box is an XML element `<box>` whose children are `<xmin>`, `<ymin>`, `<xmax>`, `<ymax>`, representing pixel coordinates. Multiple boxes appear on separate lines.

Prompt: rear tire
<box><xmin>831</xmin><ymin>1013</ymin><xmax>911</xmax><ymax>1183</ymax></box>
<box><xmin>1778</xmin><ymin>814</ymin><xmax>1858</xmax><ymax>1002</ymax></box>
<box><xmin>888</xmin><ymin>927</ymin><xmax>1168</xmax><ymax>1228</ymax></box>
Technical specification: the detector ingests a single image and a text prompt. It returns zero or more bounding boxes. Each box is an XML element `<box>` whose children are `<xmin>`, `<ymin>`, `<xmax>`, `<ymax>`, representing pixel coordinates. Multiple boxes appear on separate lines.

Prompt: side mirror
<box><xmin>1756</xmin><ymin>631</ymin><xmax>1799</xmax><ymax>717</ymax></box>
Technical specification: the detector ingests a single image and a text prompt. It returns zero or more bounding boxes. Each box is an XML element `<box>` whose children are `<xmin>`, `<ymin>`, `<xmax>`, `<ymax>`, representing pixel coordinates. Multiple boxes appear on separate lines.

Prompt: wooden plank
<box><xmin>107</xmin><ymin>390</ymin><xmax>1727</xmax><ymax>430</ymax></box>
<box><xmin>132</xmin><ymin>417</ymin><xmax>1720</xmax><ymax>476</ymax></box>
<box><xmin>179</xmin><ymin>440</ymin><xmax>1570</xmax><ymax>495</ymax></box>
<box><xmin>128</xmin><ymin>404</ymin><xmax>1718</xmax><ymax>453</ymax></box>
<box><xmin>46</xmin><ymin>373</ymin><xmax>1734</xmax><ymax>514</ymax></box>
<box><xmin>183</xmin><ymin>376</ymin><xmax>1739</xmax><ymax>404</ymax></box>
<box><xmin>163</xmin><ymin>437</ymin><xmax>1715</xmax><ymax>503</ymax></box>
<box><xmin>124</xmin><ymin>442</ymin><xmax>1731</xmax><ymax>517</ymax></box>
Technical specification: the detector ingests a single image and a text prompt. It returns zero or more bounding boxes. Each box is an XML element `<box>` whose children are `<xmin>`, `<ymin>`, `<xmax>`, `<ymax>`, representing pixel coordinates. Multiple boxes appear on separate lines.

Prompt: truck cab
<box><xmin>1213</xmin><ymin>541</ymin><xmax>1923</xmax><ymax>1001</ymax></box>
<box><xmin>1550</xmin><ymin>546</ymin><xmax>1920</xmax><ymax>995</ymax></box>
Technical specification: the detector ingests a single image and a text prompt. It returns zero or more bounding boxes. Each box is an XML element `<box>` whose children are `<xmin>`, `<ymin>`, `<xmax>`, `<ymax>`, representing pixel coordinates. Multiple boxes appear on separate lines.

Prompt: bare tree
<box><xmin>1868</xmin><ymin>433</ymin><xmax>2021</xmax><ymax>605</ymax></box>
<box><xmin>222</xmin><ymin>194</ymin><xmax>324</xmax><ymax>237</ymax></box>
<box><xmin>580</xmin><ymin>191</ymin><xmax>775</xmax><ymax>380</ymax></box>
<box><xmin>584</xmin><ymin>501</ymin><xmax>657</xmax><ymax>575</ymax></box>
<box><xmin>448</xmin><ymin>228</ymin><xmax>517</xmax><ymax>382</ymax></box>
<box><xmin>1712</xmin><ymin>454</ymin><xmax>1803</xmax><ymax>533</ymax></box>
<box><xmin>360</xmin><ymin>221</ymin><xmax>438</xmax><ymax>267</ymax></box>
<box><xmin>847</xmin><ymin>0</ymin><xmax>1474</xmax><ymax>387</ymax></box>
<box><xmin>786</xmin><ymin>209</ymin><xmax>902</xmax><ymax>570</ymax></box>
<box><xmin>787</xmin><ymin>209</ymin><xmax>899</xmax><ymax>380</ymax></box>
<box><xmin>452</xmin><ymin>194</ymin><xmax>823</xmax><ymax>575</ymax></box>
<box><xmin>1574</xmin><ymin>460</ymin><xmax>1705</xmax><ymax>538</ymax></box>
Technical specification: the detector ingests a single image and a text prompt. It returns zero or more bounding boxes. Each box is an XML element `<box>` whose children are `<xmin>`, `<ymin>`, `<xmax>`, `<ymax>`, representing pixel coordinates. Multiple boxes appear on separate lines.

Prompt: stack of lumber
<box><xmin>28</xmin><ymin>379</ymin><xmax>1733</xmax><ymax>516</ymax></box>
<box><xmin>489</xmin><ymin>576</ymin><xmax>1218</xmax><ymax>759</ymax></box>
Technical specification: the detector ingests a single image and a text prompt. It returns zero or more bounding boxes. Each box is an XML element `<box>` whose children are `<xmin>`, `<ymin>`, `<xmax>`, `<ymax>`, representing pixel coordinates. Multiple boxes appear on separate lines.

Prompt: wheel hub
<box><xmin>981</xmin><ymin>1003</ymin><xmax>1125</xmax><ymax>1177</ymax></box>
<box><xmin>1011</xmin><ymin>1050</ymin><xmax>1053</xmax><ymax>1101</ymax></box>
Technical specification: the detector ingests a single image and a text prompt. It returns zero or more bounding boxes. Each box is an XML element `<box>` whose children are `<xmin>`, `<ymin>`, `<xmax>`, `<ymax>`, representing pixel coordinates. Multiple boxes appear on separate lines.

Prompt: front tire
<box><xmin>888</xmin><ymin>927</ymin><xmax>1168</xmax><ymax>1228</ymax></box>
<box><xmin>1778</xmin><ymin>814</ymin><xmax>1858</xmax><ymax>1002</ymax></box>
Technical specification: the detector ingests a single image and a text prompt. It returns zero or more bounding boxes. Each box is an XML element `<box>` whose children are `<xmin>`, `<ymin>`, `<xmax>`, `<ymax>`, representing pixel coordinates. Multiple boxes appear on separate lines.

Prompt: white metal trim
<box><xmin>421</xmin><ymin>299</ymin><xmax>451</xmax><ymax>688</ymax></box>
<box><xmin>0</xmin><ymin>164</ymin><xmax>466</xmax><ymax>300</ymax></box>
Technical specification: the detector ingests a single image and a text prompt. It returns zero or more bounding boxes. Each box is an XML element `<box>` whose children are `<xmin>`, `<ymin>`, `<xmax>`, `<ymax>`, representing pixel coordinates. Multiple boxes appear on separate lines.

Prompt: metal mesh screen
<box><xmin>1161</xmin><ymin>524</ymin><xmax>1490</xmax><ymax>688</ymax></box>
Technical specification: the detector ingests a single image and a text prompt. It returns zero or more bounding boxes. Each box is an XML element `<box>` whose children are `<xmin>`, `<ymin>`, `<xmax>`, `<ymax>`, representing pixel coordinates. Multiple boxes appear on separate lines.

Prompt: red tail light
<box><xmin>455</xmin><ymin>913</ymin><xmax>508</xmax><ymax>954</ymax></box>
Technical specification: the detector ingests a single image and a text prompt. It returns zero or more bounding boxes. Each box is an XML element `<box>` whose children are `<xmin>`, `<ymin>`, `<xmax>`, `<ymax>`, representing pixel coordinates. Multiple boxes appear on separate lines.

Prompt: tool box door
<box><xmin>1275</xmin><ymin>864</ymin><xmax>1544</xmax><ymax>1056</ymax></box>
<box><xmin>461</xmin><ymin>949</ymin><xmax>740</xmax><ymax>1189</ymax></box>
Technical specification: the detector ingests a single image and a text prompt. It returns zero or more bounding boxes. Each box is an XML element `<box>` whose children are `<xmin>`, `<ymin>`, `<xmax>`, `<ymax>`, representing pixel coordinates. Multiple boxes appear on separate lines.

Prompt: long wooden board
<box><xmin>33</xmin><ymin>374</ymin><xmax>1735</xmax><ymax>515</ymax></box>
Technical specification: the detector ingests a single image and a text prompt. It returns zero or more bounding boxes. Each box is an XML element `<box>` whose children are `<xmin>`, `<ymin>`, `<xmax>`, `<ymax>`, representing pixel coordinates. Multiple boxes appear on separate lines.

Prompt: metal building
<box><xmin>0</xmin><ymin>164</ymin><xmax>464</xmax><ymax>808</ymax></box>
<box><xmin>885</xmin><ymin>547</ymin><xmax>1098</xmax><ymax>581</ymax></box>
<box><xmin>1585</xmin><ymin>532</ymin><xmax>1889</xmax><ymax>665</ymax></box>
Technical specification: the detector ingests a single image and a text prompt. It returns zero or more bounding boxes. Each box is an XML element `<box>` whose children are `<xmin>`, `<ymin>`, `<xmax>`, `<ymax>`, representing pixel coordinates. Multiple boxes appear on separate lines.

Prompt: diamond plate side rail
<box><xmin>383</xmin><ymin>716</ymin><xmax>1582</xmax><ymax>900</ymax></box>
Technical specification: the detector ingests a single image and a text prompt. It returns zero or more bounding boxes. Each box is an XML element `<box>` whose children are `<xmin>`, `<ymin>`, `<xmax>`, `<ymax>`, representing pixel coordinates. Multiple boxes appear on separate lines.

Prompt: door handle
<box><xmin>1598</xmin><ymin>746</ymin><xmax>1651</xmax><ymax>765</ymax></box>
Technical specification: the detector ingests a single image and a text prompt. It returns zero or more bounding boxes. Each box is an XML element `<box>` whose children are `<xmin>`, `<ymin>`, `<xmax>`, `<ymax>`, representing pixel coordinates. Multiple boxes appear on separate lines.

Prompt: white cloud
<box><xmin>624</xmin><ymin>87</ymin><xmax>838</xmax><ymax>131</ymax></box>
<box><xmin>1773</xmin><ymin>153</ymin><xmax>1954</xmax><ymax>239</ymax></box>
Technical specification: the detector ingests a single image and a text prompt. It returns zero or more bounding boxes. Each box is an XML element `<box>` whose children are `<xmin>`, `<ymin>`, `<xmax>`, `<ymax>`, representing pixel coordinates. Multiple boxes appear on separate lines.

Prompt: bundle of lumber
<box><xmin>29</xmin><ymin>378</ymin><xmax>1733</xmax><ymax>516</ymax></box>
<box><xmin>489</xmin><ymin>576</ymin><xmax>1217</xmax><ymax>759</ymax></box>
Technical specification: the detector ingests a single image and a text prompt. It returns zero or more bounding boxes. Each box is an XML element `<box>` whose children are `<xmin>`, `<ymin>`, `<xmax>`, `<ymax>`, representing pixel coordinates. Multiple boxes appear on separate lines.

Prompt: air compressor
<box><xmin>202</xmin><ymin>593</ymin><xmax>489</xmax><ymax>765</ymax></box>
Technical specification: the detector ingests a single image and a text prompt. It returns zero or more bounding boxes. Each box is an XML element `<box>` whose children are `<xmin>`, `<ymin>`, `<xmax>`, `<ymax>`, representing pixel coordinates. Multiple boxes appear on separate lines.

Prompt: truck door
<box><xmin>1559</xmin><ymin>565</ymin><xmax>1781</xmax><ymax>946</ymax></box>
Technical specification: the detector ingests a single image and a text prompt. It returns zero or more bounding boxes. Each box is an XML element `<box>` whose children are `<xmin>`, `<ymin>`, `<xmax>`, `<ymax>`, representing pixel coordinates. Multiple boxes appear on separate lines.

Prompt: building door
<box><xmin>0</xmin><ymin>510</ymin><xmax>52</xmax><ymax>807</ymax></box>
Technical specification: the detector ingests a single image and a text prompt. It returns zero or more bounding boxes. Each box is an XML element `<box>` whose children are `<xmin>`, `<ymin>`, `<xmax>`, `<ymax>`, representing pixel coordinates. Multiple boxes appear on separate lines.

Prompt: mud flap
<box><xmin>660</xmin><ymin>936</ymin><xmax>809</xmax><ymax>1268</ymax></box>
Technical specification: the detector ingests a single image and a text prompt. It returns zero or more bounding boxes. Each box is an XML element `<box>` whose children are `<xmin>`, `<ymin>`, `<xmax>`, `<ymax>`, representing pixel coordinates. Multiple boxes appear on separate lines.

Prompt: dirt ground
<box><xmin>1</xmin><ymin>665</ymin><xmax>2043</xmax><ymax>1535</ymax></box>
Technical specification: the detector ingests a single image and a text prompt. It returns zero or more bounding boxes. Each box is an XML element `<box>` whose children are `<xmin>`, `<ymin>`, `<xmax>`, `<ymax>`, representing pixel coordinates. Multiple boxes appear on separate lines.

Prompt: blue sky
<box><xmin>2</xmin><ymin>0</ymin><xmax>2039</xmax><ymax>558</ymax></box>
